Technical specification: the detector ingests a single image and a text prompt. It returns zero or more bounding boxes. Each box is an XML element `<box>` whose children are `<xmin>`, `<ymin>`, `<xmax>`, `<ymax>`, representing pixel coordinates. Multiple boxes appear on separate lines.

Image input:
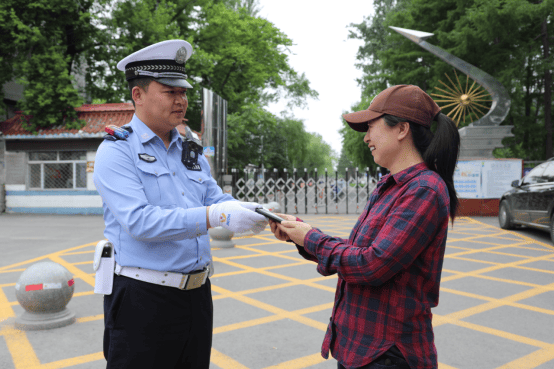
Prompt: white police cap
<box><xmin>117</xmin><ymin>40</ymin><xmax>193</xmax><ymax>88</ymax></box>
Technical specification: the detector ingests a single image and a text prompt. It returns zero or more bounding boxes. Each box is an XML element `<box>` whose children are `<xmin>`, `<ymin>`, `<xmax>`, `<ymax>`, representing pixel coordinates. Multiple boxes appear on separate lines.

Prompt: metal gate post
<box><xmin>314</xmin><ymin>168</ymin><xmax>318</xmax><ymax>214</ymax></box>
<box><xmin>304</xmin><ymin>168</ymin><xmax>307</xmax><ymax>214</ymax></box>
<box><xmin>356</xmin><ymin>167</ymin><xmax>359</xmax><ymax>213</ymax></box>
<box><xmin>325</xmin><ymin>168</ymin><xmax>328</xmax><ymax>214</ymax></box>
<box><xmin>335</xmin><ymin>170</ymin><xmax>338</xmax><ymax>214</ymax></box>
<box><xmin>272</xmin><ymin>168</ymin><xmax>278</xmax><ymax>207</ymax></box>
<box><xmin>244</xmin><ymin>168</ymin><xmax>248</xmax><ymax>201</ymax></box>
<box><xmin>283</xmin><ymin>168</ymin><xmax>289</xmax><ymax>214</ymax></box>
<box><xmin>293</xmin><ymin>168</ymin><xmax>298</xmax><ymax>214</ymax></box>
<box><xmin>345</xmin><ymin>168</ymin><xmax>349</xmax><ymax>214</ymax></box>
<box><xmin>366</xmin><ymin>167</ymin><xmax>370</xmax><ymax>203</ymax></box>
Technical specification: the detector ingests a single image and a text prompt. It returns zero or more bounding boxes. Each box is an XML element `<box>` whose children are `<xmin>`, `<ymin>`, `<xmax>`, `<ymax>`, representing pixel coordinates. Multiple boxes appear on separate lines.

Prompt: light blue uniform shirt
<box><xmin>94</xmin><ymin>114</ymin><xmax>234</xmax><ymax>273</ymax></box>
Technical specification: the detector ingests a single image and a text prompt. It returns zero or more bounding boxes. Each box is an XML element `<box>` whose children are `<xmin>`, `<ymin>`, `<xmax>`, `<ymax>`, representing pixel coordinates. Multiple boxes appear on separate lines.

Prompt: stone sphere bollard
<box><xmin>208</xmin><ymin>226</ymin><xmax>235</xmax><ymax>248</ymax></box>
<box><xmin>15</xmin><ymin>261</ymin><xmax>75</xmax><ymax>330</ymax></box>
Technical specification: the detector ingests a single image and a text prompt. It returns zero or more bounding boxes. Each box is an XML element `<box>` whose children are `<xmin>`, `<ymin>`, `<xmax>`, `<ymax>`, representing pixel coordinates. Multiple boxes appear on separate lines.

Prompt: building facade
<box><xmin>0</xmin><ymin>103</ymin><xmax>134</xmax><ymax>214</ymax></box>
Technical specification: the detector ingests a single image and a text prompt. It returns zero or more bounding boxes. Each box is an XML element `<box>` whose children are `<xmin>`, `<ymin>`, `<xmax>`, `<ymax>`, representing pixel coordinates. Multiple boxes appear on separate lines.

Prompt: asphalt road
<box><xmin>0</xmin><ymin>213</ymin><xmax>553</xmax><ymax>369</ymax></box>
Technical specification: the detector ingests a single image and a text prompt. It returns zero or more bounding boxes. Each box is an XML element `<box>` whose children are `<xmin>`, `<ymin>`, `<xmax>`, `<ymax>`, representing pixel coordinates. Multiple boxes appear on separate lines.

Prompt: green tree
<box><xmin>90</xmin><ymin>0</ymin><xmax>317</xmax><ymax>130</ymax></box>
<box><xmin>0</xmin><ymin>0</ymin><xmax>104</xmax><ymax>129</ymax></box>
<box><xmin>335</xmin><ymin>147</ymin><xmax>355</xmax><ymax>177</ymax></box>
<box><xmin>347</xmin><ymin>0</ymin><xmax>553</xmax><ymax>161</ymax></box>
<box><xmin>224</xmin><ymin>0</ymin><xmax>261</xmax><ymax>17</ymax></box>
<box><xmin>226</xmin><ymin>103</ymin><xmax>277</xmax><ymax>170</ymax></box>
<box><xmin>300</xmin><ymin>133</ymin><xmax>337</xmax><ymax>174</ymax></box>
<box><xmin>226</xmin><ymin>105</ymin><xmax>336</xmax><ymax>173</ymax></box>
<box><xmin>87</xmin><ymin>0</ymin><xmax>191</xmax><ymax>106</ymax></box>
<box><xmin>339</xmin><ymin>126</ymin><xmax>373</xmax><ymax>174</ymax></box>
<box><xmin>338</xmin><ymin>98</ymin><xmax>379</xmax><ymax>174</ymax></box>
<box><xmin>2</xmin><ymin>0</ymin><xmax>317</xmax><ymax>134</ymax></box>
<box><xmin>189</xmin><ymin>2</ymin><xmax>318</xmax><ymax>113</ymax></box>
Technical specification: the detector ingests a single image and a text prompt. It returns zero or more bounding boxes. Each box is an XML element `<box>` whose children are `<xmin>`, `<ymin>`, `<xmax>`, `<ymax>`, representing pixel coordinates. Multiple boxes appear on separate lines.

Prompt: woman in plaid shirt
<box><xmin>270</xmin><ymin>85</ymin><xmax>460</xmax><ymax>369</ymax></box>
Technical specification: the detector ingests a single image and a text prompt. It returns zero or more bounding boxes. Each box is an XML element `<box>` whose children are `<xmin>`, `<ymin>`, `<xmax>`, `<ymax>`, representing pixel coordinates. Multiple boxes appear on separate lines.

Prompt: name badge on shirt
<box><xmin>138</xmin><ymin>153</ymin><xmax>157</xmax><ymax>163</ymax></box>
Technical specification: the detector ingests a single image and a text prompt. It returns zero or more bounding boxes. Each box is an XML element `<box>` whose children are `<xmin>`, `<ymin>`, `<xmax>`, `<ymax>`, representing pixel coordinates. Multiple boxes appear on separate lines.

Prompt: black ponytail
<box><xmin>383</xmin><ymin>114</ymin><xmax>460</xmax><ymax>222</ymax></box>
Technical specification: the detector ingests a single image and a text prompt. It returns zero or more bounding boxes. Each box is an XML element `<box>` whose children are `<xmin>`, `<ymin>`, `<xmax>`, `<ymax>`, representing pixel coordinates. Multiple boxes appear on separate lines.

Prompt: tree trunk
<box><xmin>542</xmin><ymin>19</ymin><xmax>552</xmax><ymax>158</ymax></box>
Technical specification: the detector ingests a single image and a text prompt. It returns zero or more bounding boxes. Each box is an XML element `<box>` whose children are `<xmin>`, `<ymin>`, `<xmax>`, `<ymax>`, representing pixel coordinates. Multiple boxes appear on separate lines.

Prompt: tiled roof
<box><xmin>0</xmin><ymin>103</ymin><xmax>200</xmax><ymax>140</ymax></box>
<box><xmin>0</xmin><ymin>103</ymin><xmax>135</xmax><ymax>139</ymax></box>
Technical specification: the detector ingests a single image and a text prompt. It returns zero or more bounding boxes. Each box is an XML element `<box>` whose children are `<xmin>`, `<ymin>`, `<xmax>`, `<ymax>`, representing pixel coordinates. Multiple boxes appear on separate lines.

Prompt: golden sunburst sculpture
<box><xmin>431</xmin><ymin>70</ymin><xmax>493</xmax><ymax>127</ymax></box>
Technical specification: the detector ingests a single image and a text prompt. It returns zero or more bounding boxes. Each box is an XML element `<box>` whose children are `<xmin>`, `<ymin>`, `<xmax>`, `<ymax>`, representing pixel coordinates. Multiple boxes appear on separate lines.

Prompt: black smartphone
<box><xmin>255</xmin><ymin>208</ymin><xmax>285</xmax><ymax>223</ymax></box>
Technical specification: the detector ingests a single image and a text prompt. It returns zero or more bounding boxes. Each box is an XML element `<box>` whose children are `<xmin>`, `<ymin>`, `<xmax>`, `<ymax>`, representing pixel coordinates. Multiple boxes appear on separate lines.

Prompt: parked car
<box><xmin>498</xmin><ymin>158</ymin><xmax>554</xmax><ymax>243</ymax></box>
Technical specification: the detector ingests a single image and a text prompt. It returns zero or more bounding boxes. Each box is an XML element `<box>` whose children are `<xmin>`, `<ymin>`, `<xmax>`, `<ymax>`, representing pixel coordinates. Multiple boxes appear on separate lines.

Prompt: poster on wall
<box><xmin>454</xmin><ymin>159</ymin><xmax>523</xmax><ymax>199</ymax></box>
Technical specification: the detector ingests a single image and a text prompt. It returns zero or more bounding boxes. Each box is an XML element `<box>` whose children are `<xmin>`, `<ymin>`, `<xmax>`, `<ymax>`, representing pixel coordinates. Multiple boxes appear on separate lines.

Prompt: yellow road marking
<box><xmin>440</xmin><ymin>251</ymin><xmax>554</xmax><ymax>284</ymax></box>
<box><xmin>446</xmin><ymin>243</ymin><xmax>529</xmax><ymax>258</ymax></box>
<box><xmin>212</xmin><ymin>259</ymin><xmax>337</xmax><ymax>296</ymax></box>
<box><xmin>439</xmin><ymin>284</ymin><xmax>554</xmax><ymax>317</ymax></box>
<box><xmin>40</xmin><ymin>352</ymin><xmax>104</xmax><ymax>369</ymax></box>
<box><xmin>75</xmin><ymin>314</ymin><xmax>103</xmax><ymax>324</ymax></box>
<box><xmin>0</xmin><ymin>287</ymin><xmax>15</xmax><ymax>320</ymax></box>
<box><xmin>438</xmin><ymin>363</ymin><xmax>459</xmax><ymax>369</ymax></box>
<box><xmin>469</xmin><ymin>219</ymin><xmax>554</xmax><ymax>250</ymax></box>
<box><xmin>0</xmin><ymin>242</ymin><xmax>98</xmax><ymax>272</ymax></box>
<box><xmin>214</xmin><ymin>315</ymin><xmax>283</xmax><ymax>335</ymax></box>
<box><xmin>211</xmin><ymin>348</ymin><xmax>249</xmax><ymax>369</ymax></box>
<box><xmin>60</xmin><ymin>250</ymin><xmax>95</xmax><ymax>256</ymax></box>
<box><xmin>73</xmin><ymin>291</ymin><xmax>95</xmax><ymax>298</ymax></box>
<box><xmin>0</xmin><ymin>268</ymin><xmax>26</xmax><ymax>274</ymax></box>
<box><xmin>48</xmin><ymin>255</ymin><xmax>95</xmax><ymax>287</ymax></box>
<box><xmin>2</xmin><ymin>326</ymin><xmax>41</xmax><ymax>368</ymax></box>
<box><xmin>72</xmin><ymin>261</ymin><xmax>93</xmax><ymax>266</ymax></box>
<box><xmin>213</xmin><ymin>302</ymin><xmax>334</xmax><ymax>335</ymax></box>
<box><xmin>262</xmin><ymin>353</ymin><xmax>327</xmax><ymax>368</ymax></box>
<box><xmin>1</xmin><ymin>218</ymin><xmax>553</xmax><ymax>369</ymax></box>
<box><xmin>496</xmin><ymin>346</ymin><xmax>554</xmax><ymax>369</ymax></box>
<box><xmin>211</xmin><ymin>284</ymin><xmax>329</xmax><ymax>332</ymax></box>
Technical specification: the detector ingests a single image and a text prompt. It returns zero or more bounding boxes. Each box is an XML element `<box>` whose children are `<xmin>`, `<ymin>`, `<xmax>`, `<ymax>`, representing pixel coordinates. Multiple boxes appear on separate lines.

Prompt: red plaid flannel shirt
<box><xmin>297</xmin><ymin>163</ymin><xmax>450</xmax><ymax>369</ymax></box>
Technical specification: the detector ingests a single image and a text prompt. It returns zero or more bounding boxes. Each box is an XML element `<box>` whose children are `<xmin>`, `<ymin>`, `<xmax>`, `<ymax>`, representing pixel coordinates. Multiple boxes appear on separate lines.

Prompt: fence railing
<box><xmin>225</xmin><ymin>168</ymin><xmax>378</xmax><ymax>214</ymax></box>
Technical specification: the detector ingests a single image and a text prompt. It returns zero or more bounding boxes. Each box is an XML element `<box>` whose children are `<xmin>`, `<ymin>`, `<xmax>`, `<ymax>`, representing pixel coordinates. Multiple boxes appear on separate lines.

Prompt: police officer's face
<box><xmin>136</xmin><ymin>81</ymin><xmax>188</xmax><ymax>129</ymax></box>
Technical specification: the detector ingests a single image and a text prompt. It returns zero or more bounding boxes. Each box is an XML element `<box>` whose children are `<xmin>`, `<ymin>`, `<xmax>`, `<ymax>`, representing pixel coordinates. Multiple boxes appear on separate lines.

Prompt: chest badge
<box><xmin>138</xmin><ymin>153</ymin><xmax>157</xmax><ymax>163</ymax></box>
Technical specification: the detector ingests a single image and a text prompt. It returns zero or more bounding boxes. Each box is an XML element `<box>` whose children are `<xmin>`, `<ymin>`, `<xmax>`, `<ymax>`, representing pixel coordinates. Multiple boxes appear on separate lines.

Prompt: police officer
<box><xmin>93</xmin><ymin>39</ymin><xmax>268</xmax><ymax>369</ymax></box>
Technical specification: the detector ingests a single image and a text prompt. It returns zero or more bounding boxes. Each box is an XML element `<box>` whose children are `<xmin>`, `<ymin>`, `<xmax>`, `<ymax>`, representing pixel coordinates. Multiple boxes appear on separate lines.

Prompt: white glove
<box><xmin>238</xmin><ymin>202</ymin><xmax>263</xmax><ymax>211</ymax></box>
<box><xmin>209</xmin><ymin>201</ymin><xmax>268</xmax><ymax>234</ymax></box>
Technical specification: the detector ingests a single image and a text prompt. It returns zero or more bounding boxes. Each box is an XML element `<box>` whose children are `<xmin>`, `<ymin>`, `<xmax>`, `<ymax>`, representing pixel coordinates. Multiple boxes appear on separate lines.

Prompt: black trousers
<box><xmin>337</xmin><ymin>346</ymin><xmax>411</xmax><ymax>369</ymax></box>
<box><xmin>103</xmin><ymin>275</ymin><xmax>213</xmax><ymax>369</ymax></box>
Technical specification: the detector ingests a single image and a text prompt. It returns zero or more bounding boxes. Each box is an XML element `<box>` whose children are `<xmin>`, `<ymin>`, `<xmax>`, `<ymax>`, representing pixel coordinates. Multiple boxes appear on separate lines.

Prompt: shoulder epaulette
<box><xmin>104</xmin><ymin>125</ymin><xmax>132</xmax><ymax>141</ymax></box>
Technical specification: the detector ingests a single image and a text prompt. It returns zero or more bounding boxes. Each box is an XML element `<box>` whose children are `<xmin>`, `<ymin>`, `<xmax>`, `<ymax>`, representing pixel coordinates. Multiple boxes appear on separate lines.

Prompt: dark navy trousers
<box><xmin>337</xmin><ymin>346</ymin><xmax>411</xmax><ymax>369</ymax></box>
<box><xmin>103</xmin><ymin>274</ymin><xmax>213</xmax><ymax>369</ymax></box>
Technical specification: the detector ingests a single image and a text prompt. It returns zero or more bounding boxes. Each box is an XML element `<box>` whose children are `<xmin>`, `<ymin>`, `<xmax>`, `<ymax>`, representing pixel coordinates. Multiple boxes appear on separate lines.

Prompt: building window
<box><xmin>28</xmin><ymin>151</ymin><xmax>87</xmax><ymax>190</ymax></box>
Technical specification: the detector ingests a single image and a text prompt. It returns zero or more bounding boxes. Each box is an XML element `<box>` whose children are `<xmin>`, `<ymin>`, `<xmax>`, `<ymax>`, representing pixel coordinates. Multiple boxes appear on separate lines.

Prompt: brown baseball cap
<box><xmin>342</xmin><ymin>85</ymin><xmax>441</xmax><ymax>132</ymax></box>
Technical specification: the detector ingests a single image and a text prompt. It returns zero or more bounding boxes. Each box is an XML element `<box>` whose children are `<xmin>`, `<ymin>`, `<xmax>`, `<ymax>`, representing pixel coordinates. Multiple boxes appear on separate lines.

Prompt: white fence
<box><xmin>230</xmin><ymin>169</ymin><xmax>378</xmax><ymax>214</ymax></box>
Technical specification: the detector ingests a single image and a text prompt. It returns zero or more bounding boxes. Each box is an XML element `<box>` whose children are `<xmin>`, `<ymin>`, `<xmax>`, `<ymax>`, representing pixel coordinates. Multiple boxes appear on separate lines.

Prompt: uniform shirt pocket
<box><xmin>184</xmin><ymin>171</ymin><xmax>209</xmax><ymax>204</ymax></box>
<box><xmin>136</xmin><ymin>163</ymin><xmax>175</xmax><ymax>206</ymax></box>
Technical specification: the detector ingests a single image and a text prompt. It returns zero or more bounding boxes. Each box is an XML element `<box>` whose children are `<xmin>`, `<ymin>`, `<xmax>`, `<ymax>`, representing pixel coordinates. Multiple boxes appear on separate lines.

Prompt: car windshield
<box><xmin>522</xmin><ymin>162</ymin><xmax>548</xmax><ymax>185</ymax></box>
<box><xmin>541</xmin><ymin>162</ymin><xmax>554</xmax><ymax>183</ymax></box>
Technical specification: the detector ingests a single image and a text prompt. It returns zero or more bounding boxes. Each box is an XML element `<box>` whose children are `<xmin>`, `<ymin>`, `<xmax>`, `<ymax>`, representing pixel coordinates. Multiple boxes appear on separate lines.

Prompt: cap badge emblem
<box><xmin>175</xmin><ymin>47</ymin><xmax>188</xmax><ymax>64</ymax></box>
